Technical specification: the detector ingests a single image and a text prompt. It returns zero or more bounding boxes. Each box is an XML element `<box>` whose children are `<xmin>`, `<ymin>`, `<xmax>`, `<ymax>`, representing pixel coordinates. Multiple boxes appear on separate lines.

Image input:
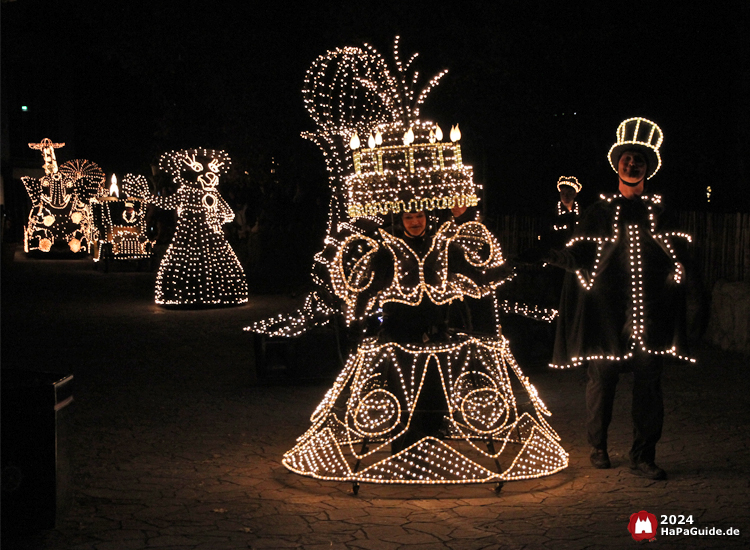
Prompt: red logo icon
<box><xmin>627</xmin><ymin>510</ymin><xmax>658</xmax><ymax>541</ymax></box>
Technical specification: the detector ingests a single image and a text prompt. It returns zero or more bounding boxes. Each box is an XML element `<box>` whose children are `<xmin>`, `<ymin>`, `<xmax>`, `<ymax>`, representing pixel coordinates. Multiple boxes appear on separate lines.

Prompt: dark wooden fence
<box><xmin>677</xmin><ymin>211</ymin><xmax>749</xmax><ymax>291</ymax></box>
<box><xmin>490</xmin><ymin>212</ymin><xmax>749</xmax><ymax>293</ymax></box>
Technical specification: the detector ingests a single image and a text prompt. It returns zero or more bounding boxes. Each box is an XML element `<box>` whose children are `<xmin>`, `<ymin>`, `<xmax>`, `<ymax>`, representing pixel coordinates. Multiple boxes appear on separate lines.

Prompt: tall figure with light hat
<box><xmin>546</xmin><ymin>117</ymin><xmax>694</xmax><ymax>480</ymax></box>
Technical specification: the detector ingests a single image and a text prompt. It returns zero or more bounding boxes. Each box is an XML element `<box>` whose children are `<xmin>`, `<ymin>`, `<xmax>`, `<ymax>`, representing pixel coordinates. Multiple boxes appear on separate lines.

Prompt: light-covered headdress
<box><xmin>556</xmin><ymin>176</ymin><xmax>582</xmax><ymax>193</ymax></box>
<box><xmin>608</xmin><ymin>117</ymin><xmax>663</xmax><ymax>179</ymax></box>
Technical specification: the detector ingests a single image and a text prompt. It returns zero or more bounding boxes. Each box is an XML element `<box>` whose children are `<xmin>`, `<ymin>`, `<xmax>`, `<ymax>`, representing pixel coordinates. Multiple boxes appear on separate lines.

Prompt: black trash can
<box><xmin>1</xmin><ymin>369</ymin><xmax>74</xmax><ymax>534</ymax></box>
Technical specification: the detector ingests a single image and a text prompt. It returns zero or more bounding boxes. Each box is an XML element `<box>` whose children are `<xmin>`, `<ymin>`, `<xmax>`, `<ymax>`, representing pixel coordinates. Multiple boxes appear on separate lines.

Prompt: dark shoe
<box><xmin>630</xmin><ymin>461</ymin><xmax>667</xmax><ymax>480</ymax></box>
<box><xmin>590</xmin><ymin>448</ymin><xmax>611</xmax><ymax>469</ymax></box>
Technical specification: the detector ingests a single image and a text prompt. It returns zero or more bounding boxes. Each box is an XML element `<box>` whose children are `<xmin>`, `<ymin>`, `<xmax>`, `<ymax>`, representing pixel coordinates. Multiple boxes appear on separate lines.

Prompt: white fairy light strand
<box><xmin>282</xmin><ymin>335</ymin><xmax>568</xmax><ymax>484</ymax></box>
<box><xmin>549</xmin><ymin>193</ymin><xmax>695</xmax><ymax>368</ymax></box>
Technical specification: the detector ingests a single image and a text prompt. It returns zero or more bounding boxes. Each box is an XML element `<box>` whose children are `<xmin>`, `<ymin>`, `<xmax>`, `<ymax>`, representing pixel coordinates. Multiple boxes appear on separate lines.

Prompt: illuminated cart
<box><xmin>91</xmin><ymin>174</ymin><xmax>154</xmax><ymax>271</ymax></box>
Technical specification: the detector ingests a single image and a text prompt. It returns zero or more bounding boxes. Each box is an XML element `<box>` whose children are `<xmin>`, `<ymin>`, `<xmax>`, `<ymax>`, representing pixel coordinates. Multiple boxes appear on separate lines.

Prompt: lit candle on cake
<box><xmin>450</xmin><ymin>124</ymin><xmax>462</xmax><ymax>168</ymax></box>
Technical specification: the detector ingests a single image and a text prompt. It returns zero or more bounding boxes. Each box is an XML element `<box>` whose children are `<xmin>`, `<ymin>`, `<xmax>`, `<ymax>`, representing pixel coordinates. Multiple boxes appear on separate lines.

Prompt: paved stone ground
<box><xmin>2</xmin><ymin>253</ymin><xmax>748</xmax><ymax>549</ymax></box>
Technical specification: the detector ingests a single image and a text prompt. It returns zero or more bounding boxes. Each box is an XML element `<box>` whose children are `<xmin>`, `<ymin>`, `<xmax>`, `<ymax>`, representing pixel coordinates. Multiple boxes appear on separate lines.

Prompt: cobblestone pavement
<box><xmin>2</xmin><ymin>254</ymin><xmax>748</xmax><ymax>549</ymax></box>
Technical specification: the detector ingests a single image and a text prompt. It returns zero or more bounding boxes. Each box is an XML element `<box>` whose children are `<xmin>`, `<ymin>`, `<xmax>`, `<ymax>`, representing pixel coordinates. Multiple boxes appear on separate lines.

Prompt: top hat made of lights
<box><xmin>556</xmin><ymin>176</ymin><xmax>582</xmax><ymax>193</ymax></box>
<box><xmin>607</xmin><ymin>117</ymin><xmax>663</xmax><ymax>179</ymax></box>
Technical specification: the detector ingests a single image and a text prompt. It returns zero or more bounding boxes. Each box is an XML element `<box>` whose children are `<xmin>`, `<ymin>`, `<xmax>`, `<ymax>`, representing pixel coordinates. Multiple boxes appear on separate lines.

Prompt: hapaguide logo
<box><xmin>628</xmin><ymin>510</ymin><xmax>658</xmax><ymax>541</ymax></box>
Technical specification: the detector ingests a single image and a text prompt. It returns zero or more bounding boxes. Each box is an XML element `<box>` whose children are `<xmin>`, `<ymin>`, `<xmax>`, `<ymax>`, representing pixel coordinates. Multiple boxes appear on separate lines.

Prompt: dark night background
<box><xmin>2</xmin><ymin>0</ymin><xmax>748</xmax><ymax>234</ymax></box>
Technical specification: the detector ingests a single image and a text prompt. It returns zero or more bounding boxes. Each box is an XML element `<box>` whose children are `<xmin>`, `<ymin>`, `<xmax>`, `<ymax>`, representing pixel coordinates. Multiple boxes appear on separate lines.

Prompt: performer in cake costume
<box><xmin>250</xmin><ymin>38</ymin><xmax>568</xmax><ymax>490</ymax></box>
<box><xmin>151</xmin><ymin>148</ymin><xmax>248</xmax><ymax>306</ymax></box>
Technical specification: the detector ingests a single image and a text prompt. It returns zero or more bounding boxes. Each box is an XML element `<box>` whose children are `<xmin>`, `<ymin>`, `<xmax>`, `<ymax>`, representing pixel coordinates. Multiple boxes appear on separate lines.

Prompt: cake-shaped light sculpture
<box><xmin>345</xmin><ymin>120</ymin><xmax>477</xmax><ymax>219</ymax></box>
<box><xmin>152</xmin><ymin>148</ymin><xmax>248</xmax><ymax>306</ymax></box>
<box><xmin>247</xmin><ymin>37</ymin><xmax>476</xmax><ymax>337</ymax></box>
<box><xmin>92</xmin><ymin>174</ymin><xmax>155</xmax><ymax>263</ymax></box>
<box><xmin>249</xmin><ymin>38</ymin><xmax>568</xmax><ymax>491</ymax></box>
<box><xmin>22</xmin><ymin>138</ymin><xmax>104</xmax><ymax>255</ymax></box>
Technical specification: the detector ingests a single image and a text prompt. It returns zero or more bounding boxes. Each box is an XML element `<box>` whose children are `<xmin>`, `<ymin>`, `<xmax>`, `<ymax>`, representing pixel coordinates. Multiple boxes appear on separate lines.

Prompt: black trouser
<box><xmin>586</xmin><ymin>354</ymin><xmax>664</xmax><ymax>464</ymax></box>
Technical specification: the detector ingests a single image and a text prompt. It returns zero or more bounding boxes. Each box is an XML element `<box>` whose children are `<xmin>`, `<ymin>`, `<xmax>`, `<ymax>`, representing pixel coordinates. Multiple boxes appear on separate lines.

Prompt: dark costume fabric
<box><xmin>547</xmin><ymin>192</ymin><xmax>692</xmax><ymax>464</ymax></box>
<box><xmin>548</xmin><ymin>193</ymin><xmax>692</xmax><ymax>368</ymax></box>
<box><xmin>549</xmin><ymin>200</ymin><xmax>580</xmax><ymax>248</ymax></box>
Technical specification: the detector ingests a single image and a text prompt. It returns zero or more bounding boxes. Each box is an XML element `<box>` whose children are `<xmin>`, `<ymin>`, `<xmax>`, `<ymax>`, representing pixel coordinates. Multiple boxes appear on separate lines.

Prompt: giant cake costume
<box><xmin>250</xmin><ymin>38</ymin><xmax>568</xmax><ymax>489</ymax></box>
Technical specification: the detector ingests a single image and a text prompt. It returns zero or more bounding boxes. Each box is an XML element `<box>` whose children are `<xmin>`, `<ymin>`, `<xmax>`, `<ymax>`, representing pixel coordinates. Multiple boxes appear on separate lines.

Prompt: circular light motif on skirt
<box><xmin>352</xmin><ymin>388</ymin><xmax>401</xmax><ymax>436</ymax></box>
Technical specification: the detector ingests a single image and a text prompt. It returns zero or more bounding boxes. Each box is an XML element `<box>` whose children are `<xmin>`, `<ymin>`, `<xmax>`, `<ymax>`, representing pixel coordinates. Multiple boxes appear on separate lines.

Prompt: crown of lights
<box><xmin>346</xmin><ymin>120</ymin><xmax>477</xmax><ymax>218</ymax></box>
<box><xmin>159</xmin><ymin>148</ymin><xmax>232</xmax><ymax>181</ymax></box>
<box><xmin>608</xmin><ymin>117</ymin><xmax>663</xmax><ymax>179</ymax></box>
<box><xmin>556</xmin><ymin>176</ymin><xmax>582</xmax><ymax>193</ymax></box>
<box><xmin>301</xmin><ymin>36</ymin><xmax>476</xmax><ymax>220</ymax></box>
<box><xmin>334</xmin><ymin>38</ymin><xmax>477</xmax><ymax>219</ymax></box>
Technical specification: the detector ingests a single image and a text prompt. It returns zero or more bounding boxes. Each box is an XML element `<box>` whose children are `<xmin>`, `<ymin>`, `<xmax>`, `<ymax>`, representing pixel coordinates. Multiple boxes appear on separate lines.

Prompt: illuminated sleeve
<box><xmin>447</xmin><ymin>221</ymin><xmax>514</xmax><ymax>296</ymax></box>
<box><xmin>545</xmin><ymin>203</ymin><xmax>609</xmax><ymax>274</ymax></box>
<box><xmin>330</xmin><ymin>233</ymin><xmax>381</xmax><ymax>323</ymax></box>
<box><xmin>149</xmin><ymin>188</ymin><xmax>181</xmax><ymax>210</ymax></box>
<box><xmin>216</xmin><ymin>194</ymin><xmax>235</xmax><ymax>224</ymax></box>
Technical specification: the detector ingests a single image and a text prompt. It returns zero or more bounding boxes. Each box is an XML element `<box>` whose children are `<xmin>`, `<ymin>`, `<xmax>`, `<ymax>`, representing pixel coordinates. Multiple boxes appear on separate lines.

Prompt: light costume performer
<box><xmin>22</xmin><ymin>139</ymin><xmax>104</xmax><ymax>255</ymax></box>
<box><xmin>545</xmin><ymin>118</ymin><xmax>694</xmax><ymax>479</ymax></box>
<box><xmin>151</xmin><ymin>148</ymin><xmax>249</xmax><ymax>306</ymax></box>
<box><xmin>552</xmin><ymin>176</ymin><xmax>582</xmax><ymax>239</ymax></box>
<box><xmin>251</xmin><ymin>38</ymin><xmax>568</xmax><ymax>492</ymax></box>
<box><xmin>548</xmin><ymin>119</ymin><xmax>694</xmax><ymax>368</ymax></box>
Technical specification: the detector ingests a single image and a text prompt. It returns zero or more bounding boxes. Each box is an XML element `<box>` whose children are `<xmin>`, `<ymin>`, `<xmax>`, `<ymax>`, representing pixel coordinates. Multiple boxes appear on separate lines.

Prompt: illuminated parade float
<box><xmin>249</xmin><ymin>39</ymin><xmax>568</xmax><ymax>491</ymax></box>
<box><xmin>151</xmin><ymin>148</ymin><xmax>249</xmax><ymax>306</ymax></box>
<box><xmin>22</xmin><ymin>139</ymin><xmax>104</xmax><ymax>255</ymax></box>
<box><xmin>92</xmin><ymin>174</ymin><xmax>155</xmax><ymax>267</ymax></box>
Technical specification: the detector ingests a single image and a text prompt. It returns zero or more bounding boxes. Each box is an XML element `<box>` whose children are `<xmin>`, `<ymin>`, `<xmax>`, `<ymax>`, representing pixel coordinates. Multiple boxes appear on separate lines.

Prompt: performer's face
<box><xmin>402</xmin><ymin>211</ymin><xmax>426</xmax><ymax>237</ymax></box>
<box><xmin>559</xmin><ymin>186</ymin><xmax>577</xmax><ymax>204</ymax></box>
<box><xmin>618</xmin><ymin>150</ymin><xmax>648</xmax><ymax>186</ymax></box>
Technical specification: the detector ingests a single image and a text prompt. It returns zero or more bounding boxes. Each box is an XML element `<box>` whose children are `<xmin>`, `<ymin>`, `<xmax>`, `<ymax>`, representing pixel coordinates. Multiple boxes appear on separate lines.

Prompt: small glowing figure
<box><xmin>151</xmin><ymin>148</ymin><xmax>248</xmax><ymax>306</ymax></box>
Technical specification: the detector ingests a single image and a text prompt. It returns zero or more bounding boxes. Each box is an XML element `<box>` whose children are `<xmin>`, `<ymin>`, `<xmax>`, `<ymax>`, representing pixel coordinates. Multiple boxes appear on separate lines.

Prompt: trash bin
<box><xmin>1</xmin><ymin>369</ymin><xmax>74</xmax><ymax>534</ymax></box>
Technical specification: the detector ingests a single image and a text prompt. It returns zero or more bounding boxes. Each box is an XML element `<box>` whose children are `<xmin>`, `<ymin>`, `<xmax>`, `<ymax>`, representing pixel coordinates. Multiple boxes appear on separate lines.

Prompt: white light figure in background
<box><xmin>253</xmin><ymin>38</ymin><xmax>568</xmax><ymax>491</ymax></box>
<box><xmin>22</xmin><ymin>138</ymin><xmax>104</xmax><ymax>254</ymax></box>
<box><xmin>92</xmin><ymin>173</ymin><xmax>155</xmax><ymax>263</ymax></box>
<box><xmin>151</xmin><ymin>148</ymin><xmax>248</xmax><ymax>306</ymax></box>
